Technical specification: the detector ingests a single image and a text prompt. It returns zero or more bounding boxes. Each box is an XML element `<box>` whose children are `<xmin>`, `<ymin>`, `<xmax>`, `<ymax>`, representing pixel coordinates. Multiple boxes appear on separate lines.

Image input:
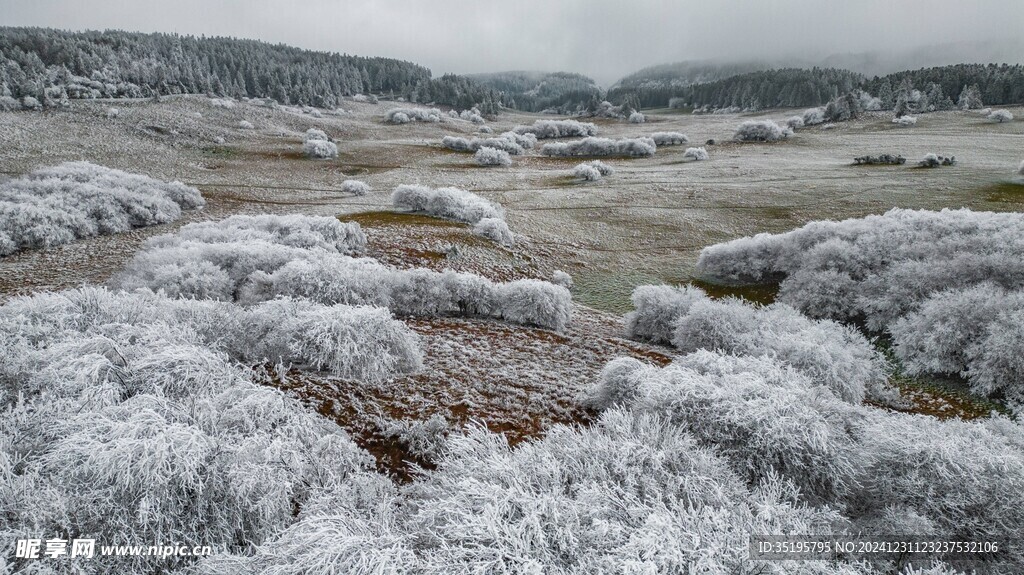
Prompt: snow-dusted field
<box><xmin>2</xmin><ymin>96</ymin><xmax>1020</xmax><ymax>311</ymax></box>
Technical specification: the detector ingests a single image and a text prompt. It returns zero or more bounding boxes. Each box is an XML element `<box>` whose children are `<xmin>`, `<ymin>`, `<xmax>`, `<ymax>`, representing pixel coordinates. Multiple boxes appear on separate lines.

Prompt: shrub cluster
<box><xmin>650</xmin><ymin>131</ymin><xmax>688</xmax><ymax>145</ymax></box>
<box><xmin>733</xmin><ymin>120</ymin><xmax>792</xmax><ymax>142</ymax></box>
<box><xmin>474</xmin><ymin>146</ymin><xmax>512</xmax><ymax>167</ymax></box>
<box><xmin>572</xmin><ymin>160</ymin><xmax>615</xmax><ymax>181</ymax></box>
<box><xmin>696</xmin><ymin>208</ymin><xmax>1024</xmax><ymax>401</ymax></box>
<box><xmin>0</xmin><ymin>161</ymin><xmax>204</xmax><ymax>256</ymax></box>
<box><xmin>541</xmin><ymin>137</ymin><xmax>656</xmax><ymax>158</ymax></box>
<box><xmin>512</xmin><ymin>119</ymin><xmax>598</xmax><ymax>139</ymax></box>
<box><xmin>385</xmin><ymin>107</ymin><xmax>443</xmax><ymax>124</ymax></box>
<box><xmin>683</xmin><ymin>146</ymin><xmax>709</xmax><ymax>160</ymax></box>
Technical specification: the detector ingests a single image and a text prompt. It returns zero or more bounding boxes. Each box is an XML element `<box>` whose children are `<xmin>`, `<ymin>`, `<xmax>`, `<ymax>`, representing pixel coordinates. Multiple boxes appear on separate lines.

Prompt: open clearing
<box><xmin>2</xmin><ymin>97</ymin><xmax>1022</xmax><ymax>471</ymax></box>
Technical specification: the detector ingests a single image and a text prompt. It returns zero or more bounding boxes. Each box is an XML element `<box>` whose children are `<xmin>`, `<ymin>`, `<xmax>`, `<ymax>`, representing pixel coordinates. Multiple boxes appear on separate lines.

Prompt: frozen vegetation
<box><xmin>302</xmin><ymin>138</ymin><xmax>338</xmax><ymax>159</ymax></box>
<box><xmin>572</xmin><ymin>160</ymin><xmax>615</xmax><ymax>181</ymax></box>
<box><xmin>628</xmin><ymin>111</ymin><xmax>646</xmax><ymax>123</ymax></box>
<box><xmin>0</xmin><ymin>286</ymin><xmax>417</xmax><ymax>573</ymax></box>
<box><xmin>650</xmin><ymin>131</ymin><xmax>688</xmax><ymax>145</ymax></box>
<box><xmin>237</xmin><ymin>120</ymin><xmax>254</xmax><ymax>129</ymax></box>
<box><xmin>385</xmin><ymin>107</ymin><xmax>443</xmax><ymax>124</ymax></box>
<box><xmin>391</xmin><ymin>184</ymin><xmax>504</xmax><ymax>224</ymax></box>
<box><xmin>683</xmin><ymin>146</ymin><xmax>709</xmax><ymax>160</ymax></box>
<box><xmin>512</xmin><ymin>119</ymin><xmax>598</xmax><ymax>138</ymax></box>
<box><xmin>541</xmin><ymin>136</ymin><xmax>656</xmax><ymax>158</ymax></box>
<box><xmin>472</xmin><ymin>217</ymin><xmax>514</xmax><ymax>246</ymax></box>
<box><xmin>624</xmin><ymin>285</ymin><xmax>891</xmax><ymax>403</ymax></box>
<box><xmin>0</xmin><ymin>161</ymin><xmax>204</xmax><ymax>256</ymax></box>
<box><xmin>892</xmin><ymin>115</ymin><xmax>918</xmax><ymax>126</ymax></box>
<box><xmin>987</xmin><ymin>109</ymin><xmax>1014</xmax><ymax>123</ymax></box>
<box><xmin>341</xmin><ymin>179</ymin><xmax>370</xmax><ymax>196</ymax></box>
<box><xmin>442</xmin><ymin>131</ymin><xmax>534</xmax><ymax>155</ymax></box>
<box><xmin>473</xmin><ymin>146</ymin><xmax>512</xmax><ymax>167</ymax></box>
<box><xmin>111</xmin><ymin>214</ymin><xmax>569</xmax><ymax>330</ymax></box>
<box><xmin>697</xmin><ymin>208</ymin><xmax>1024</xmax><ymax>401</ymax></box>
<box><xmin>733</xmin><ymin>119</ymin><xmax>792</xmax><ymax>142</ymax></box>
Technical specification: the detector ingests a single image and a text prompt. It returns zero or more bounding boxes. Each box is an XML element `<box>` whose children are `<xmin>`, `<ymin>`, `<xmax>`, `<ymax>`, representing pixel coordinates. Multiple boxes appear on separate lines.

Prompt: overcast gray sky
<box><xmin>3</xmin><ymin>0</ymin><xmax>1023</xmax><ymax>84</ymax></box>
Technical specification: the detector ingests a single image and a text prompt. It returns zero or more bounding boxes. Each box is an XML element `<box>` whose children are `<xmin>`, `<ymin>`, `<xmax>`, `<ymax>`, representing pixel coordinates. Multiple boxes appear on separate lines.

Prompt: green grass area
<box><xmin>980</xmin><ymin>181</ymin><xmax>1024</xmax><ymax>203</ymax></box>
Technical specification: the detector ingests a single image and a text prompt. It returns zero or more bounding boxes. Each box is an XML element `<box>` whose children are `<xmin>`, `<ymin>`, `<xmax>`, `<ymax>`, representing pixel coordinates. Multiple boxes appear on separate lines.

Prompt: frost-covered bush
<box><xmin>458</xmin><ymin>107</ymin><xmax>485</xmax><ymax>124</ymax></box>
<box><xmin>105</xmin><ymin>107</ymin><xmax>120</xmax><ymax>119</ymax></box>
<box><xmin>474</xmin><ymin>146</ymin><xmax>512</xmax><ymax>167</ymax></box>
<box><xmin>21</xmin><ymin>95</ymin><xmax>41</xmax><ymax>110</ymax></box>
<box><xmin>551</xmin><ymin>269</ymin><xmax>573</xmax><ymax>289</ymax></box>
<box><xmin>582</xmin><ymin>350</ymin><xmax>1024</xmax><ymax>550</ymax></box>
<box><xmin>628</xmin><ymin>111</ymin><xmax>646</xmax><ymax>123</ymax></box>
<box><xmin>891</xmin><ymin>283</ymin><xmax>1024</xmax><ymax>401</ymax></box>
<box><xmin>472</xmin><ymin>217</ymin><xmax>514</xmax><ymax>246</ymax></box>
<box><xmin>441</xmin><ymin>132</ymin><xmax>530</xmax><ymax>155</ymax></box>
<box><xmin>237</xmin><ymin>119</ymin><xmax>254</xmax><ymax>129</ymax></box>
<box><xmin>786</xmin><ymin>115</ymin><xmax>805</xmax><ymax>130</ymax></box>
<box><xmin>892</xmin><ymin>115</ymin><xmax>917</xmax><ymax>126</ymax></box>
<box><xmin>695</xmin><ymin>208</ymin><xmax>1024</xmax><ymax>396</ymax></box>
<box><xmin>0</xmin><ymin>287</ymin><xmax>391</xmax><ymax>574</ymax></box>
<box><xmin>542</xmin><ymin>136</ymin><xmax>656</xmax><ymax>158</ymax></box>
<box><xmin>683</xmin><ymin>146</ymin><xmax>709</xmax><ymax>160</ymax></box>
<box><xmin>512</xmin><ymin>119</ymin><xmax>598</xmax><ymax>139</ymax></box>
<box><xmin>573</xmin><ymin>163</ymin><xmax>601</xmax><ymax>181</ymax></box>
<box><xmin>987</xmin><ymin>109</ymin><xmax>1014</xmax><ymax>123</ymax></box>
<box><xmin>626</xmin><ymin>285</ymin><xmax>889</xmax><ymax>403</ymax></box>
<box><xmin>341</xmin><ymin>179</ymin><xmax>370</xmax><ymax>196</ymax></box>
<box><xmin>802</xmin><ymin>107</ymin><xmax>826</xmax><ymax>125</ymax></box>
<box><xmin>0</xmin><ymin>95</ymin><xmax>19</xmax><ymax>111</ymax></box>
<box><xmin>385</xmin><ymin>107</ymin><xmax>443</xmax><ymax>124</ymax></box>
<box><xmin>917</xmin><ymin>153</ymin><xmax>955</xmax><ymax>167</ymax></box>
<box><xmin>112</xmin><ymin>215</ymin><xmax>569</xmax><ymax>330</ymax></box>
<box><xmin>210</xmin><ymin>97</ymin><xmax>236</xmax><ymax>109</ymax></box>
<box><xmin>733</xmin><ymin>120</ymin><xmax>791</xmax><ymax>142</ymax></box>
<box><xmin>0</xmin><ymin>161</ymin><xmax>204</xmax><ymax>256</ymax></box>
<box><xmin>391</xmin><ymin>184</ymin><xmax>503</xmax><ymax>224</ymax></box>
<box><xmin>304</xmin><ymin>128</ymin><xmax>329</xmax><ymax>142</ymax></box>
<box><xmin>650</xmin><ymin>131</ymin><xmax>688</xmax><ymax>145</ymax></box>
<box><xmin>854</xmin><ymin>154</ymin><xmax>906</xmax><ymax>165</ymax></box>
<box><xmin>572</xmin><ymin>160</ymin><xmax>614</xmax><ymax>181</ymax></box>
<box><xmin>478</xmin><ymin>125</ymin><xmax>493</xmax><ymax>134</ymax></box>
<box><xmin>302</xmin><ymin>138</ymin><xmax>338</xmax><ymax>159</ymax></box>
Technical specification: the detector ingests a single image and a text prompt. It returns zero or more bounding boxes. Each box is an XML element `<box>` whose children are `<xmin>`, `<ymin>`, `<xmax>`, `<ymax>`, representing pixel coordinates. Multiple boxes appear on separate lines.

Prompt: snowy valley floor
<box><xmin>1</xmin><ymin>96</ymin><xmax>1022</xmax><ymax>474</ymax></box>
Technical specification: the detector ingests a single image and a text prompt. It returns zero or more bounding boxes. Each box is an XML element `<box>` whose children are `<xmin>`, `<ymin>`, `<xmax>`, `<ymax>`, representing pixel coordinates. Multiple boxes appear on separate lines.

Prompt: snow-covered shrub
<box><xmin>441</xmin><ymin>132</ymin><xmax>528</xmax><ymax>155</ymax></box>
<box><xmin>473</xmin><ymin>147</ymin><xmax>511</xmax><ymax>167</ymax></box>
<box><xmin>892</xmin><ymin>115</ymin><xmax>917</xmax><ymax>126</ymax></box>
<box><xmin>786</xmin><ymin>115</ymin><xmax>805</xmax><ymax>130</ymax></box>
<box><xmin>351</xmin><ymin>94</ymin><xmax>369</xmax><ymax>103</ymax></box>
<box><xmin>801</xmin><ymin>107</ymin><xmax>826</xmax><ymax>125</ymax></box>
<box><xmin>341</xmin><ymin>179</ymin><xmax>370</xmax><ymax>196</ymax></box>
<box><xmin>21</xmin><ymin>95</ymin><xmax>41</xmax><ymax>110</ymax></box>
<box><xmin>551</xmin><ymin>269</ymin><xmax>573</xmax><ymax>289</ymax></box>
<box><xmin>541</xmin><ymin>137</ymin><xmax>656</xmax><ymax>158</ymax></box>
<box><xmin>695</xmin><ymin>208</ymin><xmax>1024</xmax><ymax>395</ymax></box>
<box><xmin>853</xmin><ymin>154</ymin><xmax>906</xmax><ymax>165</ymax></box>
<box><xmin>0</xmin><ymin>95</ymin><xmax>19</xmax><ymax>111</ymax></box>
<box><xmin>113</xmin><ymin>215</ymin><xmax>568</xmax><ymax>330</ymax></box>
<box><xmin>0</xmin><ymin>162</ymin><xmax>204</xmax><ymax>256</ymax></box>
<box><xmin>472</xmin><ymin>217</ymin><xmax>514</xmax><ymax>246</ymax></box>
<box><xmin>626</xmin><ymin>285</ymin><xmax>888</xmax><ymax>403</ymax></box>
<box><xmin>304</xmin><ymin>128</ymin><xmax>329</xmax><ymax>142</ymax></box>
<box><xmin>0</xmin><ymin>287</ymin><xmax>385</xmax><ymax>574</ymax></box>
<box><xmin>733</xmin><ymin>120</ymin><xmax>791</xmax><ymax>142</ymax></box>
<box><xmin>478</xmin><ymin>125</ymin><xmax>493</xmax><ymax>134</ymax></box>
<box><xmin>512</xmin><ymin>119</ymin><xmax>597</xmax><ymax>139</ymax></box>
<box><xmin>650</xmin><ymin>132</ymin><xmax>688</xmax><ymax>145</ymax></box>
<box><xmin>385</xmin><ymin>107</ymin><xmax>442</xmax><ymax>124</ymax></box>
<box><xmin>458</xmin><ymin>107</ymin><xmax>485</xmax><ymax>124</ymax></box>
<box><xmin>588</xmin><ymin>159</ymin><xmax>615</xmax><ymax>176</ymax></box>
<box><xmin>105</xmin><ymin>107</ymin><xmax>120</xmax><ymax>119</ymax></box>
<box><xmin>391</xmin><ymin>184</ymin><xmax>503</xmax><ymax>224</ymax></box>
<box><xmin>683</xmin><ymin>146</ymin><xmax>709</xmax><ymax>160</ymax></box>
<box><xmin>237</xmin><ymin>120</ymin><xmax>254</xmax><ymax>129</ymax></box>
<box><xmin>917</xmin><ymin>153</ymin><xmax>955</xmax><ymax>167</ymax></box>
<box><xmin>583</xmin><ymin>350</ymin><xmax>1024</xmax><ymax>547</ymax></box>
<box><xmin>210</xmin><ymin>97</ymin><xmax>236</xmax><ymax>109</ymax></box>
<box><xmin>573</xmin><ymin>163</ymin><xmax>601</xmax><ymax>181</ymax></box>
<box><xmin>988</xmin><ymin>109</ymin><xmax>1014</xmax><ymax>123</ymax></box>
<box><xmin>302</xmin><ymin>138</ymin><xmax>338</xmax><ymax>159</ymax></box>
<box><xmin>628</xmin><ymin>111</ymin><xmax>646</xmax><ymax>123</ymax></box>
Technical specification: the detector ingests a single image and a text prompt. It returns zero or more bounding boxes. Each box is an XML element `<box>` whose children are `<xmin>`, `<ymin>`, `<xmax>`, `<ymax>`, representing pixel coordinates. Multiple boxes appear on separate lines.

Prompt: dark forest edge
<box><xmin>1</xmin><ymin>27</ymin><xmax>1022</xmax><ymax>116</ymax></box>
